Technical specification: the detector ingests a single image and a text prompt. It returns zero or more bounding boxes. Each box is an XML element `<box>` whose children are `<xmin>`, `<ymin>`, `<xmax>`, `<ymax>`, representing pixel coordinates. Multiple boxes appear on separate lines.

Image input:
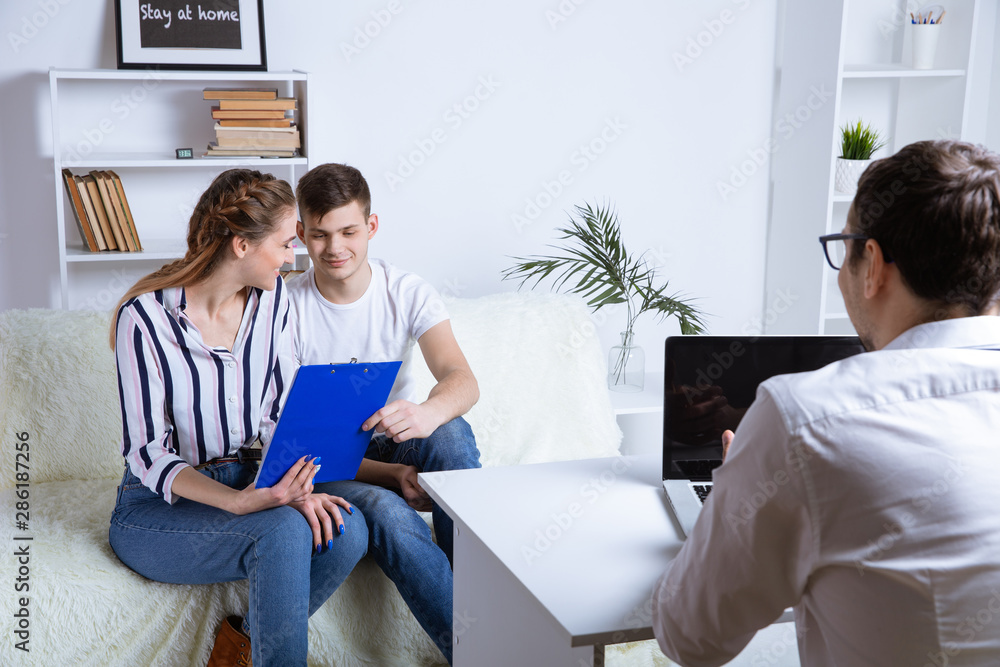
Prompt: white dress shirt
<box><xmin>653</xmin><ymin>316</ymin><xmax>1000</xmax><ymax>666</ymax></box>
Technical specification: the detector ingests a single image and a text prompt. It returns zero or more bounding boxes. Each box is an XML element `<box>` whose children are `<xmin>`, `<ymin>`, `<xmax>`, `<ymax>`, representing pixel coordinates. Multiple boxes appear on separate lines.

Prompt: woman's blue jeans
<box><xmin>109</xmin><ymin>460</ymin><xmax>367</xmax><ymax>666</ymax></box>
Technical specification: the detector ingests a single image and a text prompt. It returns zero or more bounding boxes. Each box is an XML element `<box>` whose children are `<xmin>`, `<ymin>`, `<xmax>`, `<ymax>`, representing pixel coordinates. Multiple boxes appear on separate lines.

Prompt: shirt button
<box><xmin>229</xmin><ymin>396</ymin><xmax>237</xmax><ymax>404</ymax></box>
<box><xmin>230</xmin><ymin>427</ymin><xmax>239</xmax><ymax>435</ymax></box>
<box><xmin>227</xmin><ymin>361</ymin><xmax>236</xmax><ymax>369</ymax></box>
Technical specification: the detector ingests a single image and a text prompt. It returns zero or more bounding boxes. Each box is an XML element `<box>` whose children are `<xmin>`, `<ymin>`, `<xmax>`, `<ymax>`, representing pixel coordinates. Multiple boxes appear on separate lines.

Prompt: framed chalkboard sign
<box><xmin>115</xmin><ymin>0</ymin><xmax>267</xmax><ymax>70</ymax></box>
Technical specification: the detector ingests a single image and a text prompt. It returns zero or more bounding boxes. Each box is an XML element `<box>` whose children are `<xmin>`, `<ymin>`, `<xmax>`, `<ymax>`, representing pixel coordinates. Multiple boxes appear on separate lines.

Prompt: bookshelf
<box><xmin>764</xmin><ymin>0</ymin><xmax>996</xmax><ymax>334</ymax></box>
<box><xmin>49</xmin><ymin>68</ymin><xmax>312</xmax><ymax>309</ymax></box>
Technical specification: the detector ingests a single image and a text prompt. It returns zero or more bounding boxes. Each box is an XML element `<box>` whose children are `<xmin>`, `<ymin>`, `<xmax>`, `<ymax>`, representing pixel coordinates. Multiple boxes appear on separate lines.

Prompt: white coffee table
<box><xmin>421</xmin><ymin>454</ymin><xmax>798</xmax><ymax>666</ymax></box>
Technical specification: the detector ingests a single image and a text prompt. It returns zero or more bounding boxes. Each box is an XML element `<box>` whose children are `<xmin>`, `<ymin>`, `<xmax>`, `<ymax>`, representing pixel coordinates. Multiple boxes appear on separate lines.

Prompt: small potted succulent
<box><xmin>835</xmin><ymin>120</ymin><xmax>886</xmax><ymax>195</ymax></box>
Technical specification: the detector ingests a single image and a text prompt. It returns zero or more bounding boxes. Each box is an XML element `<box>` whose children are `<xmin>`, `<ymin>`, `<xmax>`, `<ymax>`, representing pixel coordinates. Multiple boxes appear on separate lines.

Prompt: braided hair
<box><xmin>109</xmin><ymin>169</ymin><xmax>296</xmax><ymax>348</ymax></box>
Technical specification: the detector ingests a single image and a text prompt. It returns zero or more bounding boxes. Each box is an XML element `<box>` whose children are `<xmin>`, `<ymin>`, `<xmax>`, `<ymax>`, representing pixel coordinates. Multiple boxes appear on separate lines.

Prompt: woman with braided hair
<box><xmin>107</xmin><ymin>169</ymin><xmax>366</xmax><ymax>666</ymax></box>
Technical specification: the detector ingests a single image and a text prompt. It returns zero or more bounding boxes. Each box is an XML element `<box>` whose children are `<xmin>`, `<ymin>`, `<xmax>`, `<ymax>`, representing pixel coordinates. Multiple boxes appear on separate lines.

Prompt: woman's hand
<box><xmin>288</xmin><ymin>493</ymin><xmax>355</xmax><ymax>554</ymax></box>
<box><xmin>229</xmin><ymin>455</ymin><xmax>320</xmax><ymax>515</ymax></box>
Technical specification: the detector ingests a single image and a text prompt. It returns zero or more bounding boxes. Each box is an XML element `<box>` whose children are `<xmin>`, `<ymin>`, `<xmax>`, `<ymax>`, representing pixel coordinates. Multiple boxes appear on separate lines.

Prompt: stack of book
<box><xmin>61</xmin><ymin>169</ymin><xmax>142</xmax><ymax>252</ymax></box>
<box><xmin>203</xmin><ymin>88</ymin><xmax>301</xmax><ymax>158</ymax></box>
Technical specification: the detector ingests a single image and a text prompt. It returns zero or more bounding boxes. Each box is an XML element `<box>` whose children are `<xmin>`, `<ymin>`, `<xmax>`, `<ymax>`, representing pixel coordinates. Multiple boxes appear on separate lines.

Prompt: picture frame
<box><xmin>114</xmin><ymin>0</ymin><xmax>267</xmax><ymax>71</ymax></box>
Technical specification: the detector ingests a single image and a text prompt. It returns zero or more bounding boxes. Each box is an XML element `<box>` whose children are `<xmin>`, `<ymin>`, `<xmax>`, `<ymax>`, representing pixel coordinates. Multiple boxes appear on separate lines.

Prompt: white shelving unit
<box><xmin>764</xmin><ymin>0</ymin><xmax>996</xmax><ymax>334</ymax></box>
<box><xmin>49</xmin><ymin>68</ymin><xmax>312</xmax><ymax>308</ymax></box>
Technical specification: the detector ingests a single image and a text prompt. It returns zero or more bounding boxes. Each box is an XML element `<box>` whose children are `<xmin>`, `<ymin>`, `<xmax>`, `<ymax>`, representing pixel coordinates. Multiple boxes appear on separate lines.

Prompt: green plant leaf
<box><xmin>839</xmin><ymin>119</ymin><xmax>887</xmax><ymax>160</ymax></box>
<box><xmin>501</xmin><ymin>200</ymin><xmax>707</xmax><ymax>335</ymax></box>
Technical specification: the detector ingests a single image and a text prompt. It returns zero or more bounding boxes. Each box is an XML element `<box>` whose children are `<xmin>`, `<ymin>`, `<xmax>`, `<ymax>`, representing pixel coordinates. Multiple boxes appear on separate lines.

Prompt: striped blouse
<box><xmin>114</xmin><ymin>277</ymin><xmax>294</xmax><ymax>503</ymax></box>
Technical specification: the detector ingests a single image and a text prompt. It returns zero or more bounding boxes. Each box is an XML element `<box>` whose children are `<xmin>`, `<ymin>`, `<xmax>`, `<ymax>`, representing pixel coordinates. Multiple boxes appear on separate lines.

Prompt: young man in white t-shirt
<box><xmin>286</xmin><ymin>163</ymin><xmax>480</xmax><ymax>664</ymax></box>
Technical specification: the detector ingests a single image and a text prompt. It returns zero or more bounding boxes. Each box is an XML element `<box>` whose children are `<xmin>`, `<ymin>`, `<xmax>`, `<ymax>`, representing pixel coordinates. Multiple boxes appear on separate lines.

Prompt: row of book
<box><xmin>203</xmin><ymin>87</ymin><xmax>301</xmax><ymax>158</ymax></box>
<box><xmin>61</xmin><ymin>169</ymin><xmax>142</xmax><ymax>252</ymax></box>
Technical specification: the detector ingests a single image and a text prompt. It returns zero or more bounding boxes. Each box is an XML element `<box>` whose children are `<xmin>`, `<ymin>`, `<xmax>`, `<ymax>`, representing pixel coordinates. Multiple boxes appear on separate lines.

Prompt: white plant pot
<box><xmin>835</xmin><ymin>157</ymin><xmax>872</xmax><ymax>195</ymax></box>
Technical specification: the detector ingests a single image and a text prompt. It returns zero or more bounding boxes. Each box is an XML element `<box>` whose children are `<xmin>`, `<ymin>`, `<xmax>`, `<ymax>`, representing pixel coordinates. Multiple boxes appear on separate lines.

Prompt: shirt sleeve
<box><xmin>651</xmin><ymin>388</ymin><xmax>816</xmax><ymax>666</ymax></box>
<box><xmin>258</xmin><ymin>281</ymin><xmax>296</xmax><ymax>446</ymax></box>
<box><xmin>115</xmin><ymin>304</ymin><xmax>190</xmax><ymax>504</ymax></box>
<box><xmin>404</xmin><ymin>275</ymin><xmax>448</xmax><ymax>341</ymax></box>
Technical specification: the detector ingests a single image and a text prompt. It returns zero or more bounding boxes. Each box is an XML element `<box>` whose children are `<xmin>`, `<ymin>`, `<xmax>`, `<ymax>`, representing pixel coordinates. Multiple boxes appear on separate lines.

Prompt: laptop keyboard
<box><xmin>691</xmin><ymin>483</ymin><xmax>713</xmax><ymax>504</ymax></box>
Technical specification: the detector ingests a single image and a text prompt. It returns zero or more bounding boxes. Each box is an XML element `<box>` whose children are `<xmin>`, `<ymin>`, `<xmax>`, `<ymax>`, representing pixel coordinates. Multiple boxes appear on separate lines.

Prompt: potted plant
<box><xmin>835</xmin><ymin>120</ymin><xmax>886</xmax><ymax>195</ymax></box>
<box><xmin>502</xmin><ymin>201</ymin><xmax>706</xmax><ymax>392</ymax></box>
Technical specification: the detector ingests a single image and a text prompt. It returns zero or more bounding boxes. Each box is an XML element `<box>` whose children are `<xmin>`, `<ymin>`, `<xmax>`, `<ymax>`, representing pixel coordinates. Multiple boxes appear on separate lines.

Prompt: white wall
<box><xmin>990</xmin><ymin>3</ymin><xmax>1000</xmax><ymax>149</ymax></box>
<box><xmin>0</xmin><ymin>0</ymin><xmax>780</xmax><ymax>374</ymax></box>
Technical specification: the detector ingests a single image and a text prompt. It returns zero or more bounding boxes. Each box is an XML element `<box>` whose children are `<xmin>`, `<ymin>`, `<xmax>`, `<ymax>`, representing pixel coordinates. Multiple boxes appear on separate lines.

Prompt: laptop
<box><xmin>662</xmin><ymin>335</ymin><xmax>864</xmax><ymax>538</ymax></box>
<box><xmin>254</xmin><ymin>360</ymin><xmax>402</xmax><ymax>488</ymax></box>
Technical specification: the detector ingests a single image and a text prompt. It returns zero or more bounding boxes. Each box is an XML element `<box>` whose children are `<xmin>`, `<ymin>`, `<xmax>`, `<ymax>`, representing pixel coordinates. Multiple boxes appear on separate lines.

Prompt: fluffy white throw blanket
<box><xmin>0</xmin><ymin>293</ymin><xmax>674</xmax><ymax>666</ymax></box>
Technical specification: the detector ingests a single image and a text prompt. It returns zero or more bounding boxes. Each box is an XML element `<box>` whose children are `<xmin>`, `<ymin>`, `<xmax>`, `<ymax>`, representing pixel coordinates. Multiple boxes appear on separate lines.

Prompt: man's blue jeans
<box><xmin>315</xmin><ymin>415</ymin><xmax>481</xmax><ymax>665</ymax></box>
<box><xmin>109</xmin><ymin>460</ymin><xmax>367</xmax><ymax>666</ymax></box>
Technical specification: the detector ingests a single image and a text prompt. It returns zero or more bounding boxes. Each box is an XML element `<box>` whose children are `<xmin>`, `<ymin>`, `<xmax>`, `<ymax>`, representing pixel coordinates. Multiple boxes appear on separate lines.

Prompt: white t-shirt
<box><xmin>285</xmin><ymin>258</ymin><xmax>448</xmax><ymax>404</ymax></box>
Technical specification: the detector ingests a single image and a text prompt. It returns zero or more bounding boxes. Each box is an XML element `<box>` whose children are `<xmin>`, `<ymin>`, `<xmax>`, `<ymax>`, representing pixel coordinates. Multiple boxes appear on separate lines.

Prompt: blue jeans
<box><xmin>108</xmin><ymin>460</ymin><xmax>367</xmax><ymax>667</ymax></box>
<box><xmin>315</xmin><ymin>416</ymin><xmax>480</xmax><ymax>665</ymax></box>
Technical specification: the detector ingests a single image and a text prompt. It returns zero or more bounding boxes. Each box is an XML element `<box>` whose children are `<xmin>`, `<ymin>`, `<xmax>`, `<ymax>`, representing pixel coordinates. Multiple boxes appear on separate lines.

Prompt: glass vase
<box><xmin>608</xmin><ymin>330</ymin><xmax>644</xmax><ymax>392</ymax></box>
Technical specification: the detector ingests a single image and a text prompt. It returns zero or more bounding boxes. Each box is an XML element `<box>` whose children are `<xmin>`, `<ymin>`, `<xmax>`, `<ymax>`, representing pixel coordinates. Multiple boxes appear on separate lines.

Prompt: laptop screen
<box><xmin>661</xmin><ymin>336</ymin><xmax>864</xmax><ymax>482</ymax></box>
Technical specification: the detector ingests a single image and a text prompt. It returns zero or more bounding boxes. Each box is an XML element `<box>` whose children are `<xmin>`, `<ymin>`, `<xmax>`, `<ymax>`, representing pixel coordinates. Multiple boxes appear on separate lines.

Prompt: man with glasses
<box><xmin>651</xmin><ymin>140</ymin><xmax>1000</xmax><ymax>666</ymax></box>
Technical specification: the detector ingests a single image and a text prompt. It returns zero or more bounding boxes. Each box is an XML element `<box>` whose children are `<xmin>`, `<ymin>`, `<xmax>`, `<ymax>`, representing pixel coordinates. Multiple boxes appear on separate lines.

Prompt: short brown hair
<box><xmin>852</xmin><ymin>140</ymin><xmax>1000</xmax><ymax>315</ymax></box>
<box><xmin>296</xmin><ymin>163</ymin><xmax>371</xmax><ymax>225</ymax></box>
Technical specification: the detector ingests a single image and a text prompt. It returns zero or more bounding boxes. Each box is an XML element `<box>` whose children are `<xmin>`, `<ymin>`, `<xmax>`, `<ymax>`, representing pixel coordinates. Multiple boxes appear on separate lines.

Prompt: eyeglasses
<box><xmin>819</xmin><ymin>233</ymin><xmax>872</xmax><ymax>270</ymax></box>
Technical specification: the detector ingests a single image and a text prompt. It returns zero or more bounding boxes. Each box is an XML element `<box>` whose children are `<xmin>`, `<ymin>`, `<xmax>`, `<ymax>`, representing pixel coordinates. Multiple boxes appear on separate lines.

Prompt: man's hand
<box><xmin>363</xmin><ymin>399</ymin><xmax>443</xmax><ymax>443</ymax></box>
<box><xmin>722</xmin><ymin>430</ymin><xmax>735</xmax><ymax>461</ymax></box>
<box><xmin>396</xmin><ymin>464</ymin><xmax>433</xmax><ymax>512</ymax></box>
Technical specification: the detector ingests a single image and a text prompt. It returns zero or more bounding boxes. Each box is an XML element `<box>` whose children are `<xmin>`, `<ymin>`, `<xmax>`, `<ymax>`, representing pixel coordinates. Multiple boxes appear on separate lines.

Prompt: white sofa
<box><xmin>0</xmin><ymin>292</ymin><xmax>672</xmax><ymax>666</ymax></box>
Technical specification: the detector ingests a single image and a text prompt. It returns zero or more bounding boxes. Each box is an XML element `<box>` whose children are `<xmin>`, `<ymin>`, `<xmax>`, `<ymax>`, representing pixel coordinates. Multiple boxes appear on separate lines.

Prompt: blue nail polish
<box><xmin>348</xmin><ymin>507</ymin><xmax>354</xmax><ymax>515</ymax></box>
<box><xmin>327</xmin><ymin>539</ymin><xmax>333</xmax><ymax>550</ymax></box>
<box><xmin>315</xmin><ymin>543</ymin><xmax>321</xmax><ymax>554</ymax></box>
<box><xmin>339</xmin><ymin>524</ymin><xmax>345</xmax><ymax>535</ymax></box>
<box><xmin>313</xmin><ymin>457</ymin><xmax>322</xmax><ymax>465</ymax></box>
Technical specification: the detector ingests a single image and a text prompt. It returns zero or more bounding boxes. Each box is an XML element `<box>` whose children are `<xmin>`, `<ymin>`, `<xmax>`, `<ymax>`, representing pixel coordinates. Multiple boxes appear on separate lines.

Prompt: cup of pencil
<box><xmin>911</xmin><ymin>6</ymin><xmax>945</xmax><ymax>70</ymax></box>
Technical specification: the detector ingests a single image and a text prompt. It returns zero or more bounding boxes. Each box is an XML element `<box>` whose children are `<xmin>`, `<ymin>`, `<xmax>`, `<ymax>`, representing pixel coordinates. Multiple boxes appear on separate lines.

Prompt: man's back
<box><xmin>655</xmin><ymin>317</ymin><xmax>1000</xmax><ymax>666</ymax></box>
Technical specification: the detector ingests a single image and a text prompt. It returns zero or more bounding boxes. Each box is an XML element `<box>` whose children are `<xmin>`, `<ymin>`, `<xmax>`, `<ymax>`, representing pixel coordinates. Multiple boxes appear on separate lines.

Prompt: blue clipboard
<box><xmin>254</xmin><ymin>361</ymin><xmax>402</xmax><ymax>488</ymax></box>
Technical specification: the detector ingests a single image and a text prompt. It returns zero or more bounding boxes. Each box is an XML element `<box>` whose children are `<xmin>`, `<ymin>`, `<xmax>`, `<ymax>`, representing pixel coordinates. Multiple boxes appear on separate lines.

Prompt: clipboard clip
<box><xmin>331</xmin><ymin>358</ymin><xmax>361</xmax><ymax>373</ymax></box>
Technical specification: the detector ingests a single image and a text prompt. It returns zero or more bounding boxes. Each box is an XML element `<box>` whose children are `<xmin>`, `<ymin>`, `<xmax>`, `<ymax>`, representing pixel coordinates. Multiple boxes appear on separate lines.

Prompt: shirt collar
<box><xmin>883</xmin><ymin>316</ymin><xmax>1000</xmax><ymax>352</ymax></box>
<box><xmin>154</xmin><ymin>286</ymin><xmax>187</xmax><ymax>316</ymax></box>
